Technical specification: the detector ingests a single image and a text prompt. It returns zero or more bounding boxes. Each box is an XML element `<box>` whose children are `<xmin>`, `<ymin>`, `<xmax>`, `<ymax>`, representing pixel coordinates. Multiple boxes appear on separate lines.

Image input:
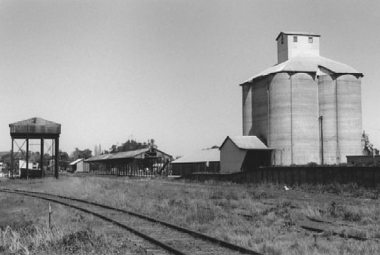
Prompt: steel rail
<box><xmin>1</xmin><ymin>188</ymin><xmax>262</xmax><ymax>255</ymax></box>
<box><xmin>299</xmin><ymin>219</ymin><xmax>369</xmax><ymax>241</ymax></box>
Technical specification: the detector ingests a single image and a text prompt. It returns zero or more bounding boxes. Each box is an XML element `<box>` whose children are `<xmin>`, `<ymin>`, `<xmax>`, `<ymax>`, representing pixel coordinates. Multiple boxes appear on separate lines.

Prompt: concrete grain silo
<box><xmin>242</xmin><ymin>32</ymin><xmax>363</xmax><ymax>165</ymax></box>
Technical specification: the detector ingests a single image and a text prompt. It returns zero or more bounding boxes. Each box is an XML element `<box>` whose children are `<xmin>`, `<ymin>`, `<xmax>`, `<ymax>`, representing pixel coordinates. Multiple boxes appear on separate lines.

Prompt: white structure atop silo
<box><xmin>242</xmin><ymin>32</ymin><xmax>363</xmax><ymax>165</ymax></box>
<box><xmin>277</xmin><ymin>32</ymin><xmax>320</xmax><ymax>63</ymax></box>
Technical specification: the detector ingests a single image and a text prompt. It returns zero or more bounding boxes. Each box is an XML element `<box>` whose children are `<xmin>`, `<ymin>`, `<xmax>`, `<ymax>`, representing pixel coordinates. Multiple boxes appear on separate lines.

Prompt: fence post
<box><xmin>48</xmin><ymin>202</ymin><xmax>52</xmax><ymax>229</ymax></box>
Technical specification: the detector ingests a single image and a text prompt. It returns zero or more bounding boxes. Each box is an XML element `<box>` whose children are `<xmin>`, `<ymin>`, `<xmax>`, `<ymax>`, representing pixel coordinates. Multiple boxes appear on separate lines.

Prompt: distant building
<box><xmin>19</xmin><ymin>160</ymin><xmax>40</xmax><ymax>178</ymax></box>
<box><xmin>220</xmin><ymin>136</ymin><xmax>272</xmax><ymax>173</ymax></box>
<box><xmin>19</xmin><ymin>160</ymin><xmax>38</xmax><ymax>170</ymax></box>
<box><xmin>86</xmin><ymin>147</ymin><xmax>172</xmax><ymax>176</ymax></box>
<box><xmin>346</xmin><ymin>155</ymin><xmax>380</xmax><ymax>166</ymax></box>
<box><xmin>171</xmin><ymin>148</ymin><xmax>220</xmax><ymax>175</ymax></box>
<box><xmin>69</xmin><ymin>158</ymin><xmax>89</xmax><ymax>173</ymax></box>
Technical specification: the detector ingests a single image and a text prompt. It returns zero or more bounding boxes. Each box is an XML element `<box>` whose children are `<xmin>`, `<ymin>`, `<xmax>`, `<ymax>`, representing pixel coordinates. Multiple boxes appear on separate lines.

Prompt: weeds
<box><xmin>3</xmin><ymin>176</ymin><xmax>380</xmax><ymax>254</ymax></box>
<box><xmin>326</xmin><ymin>202</ymin><xmax>362</xmax><ymax>222</ymax></box>
<box><xmin>298</xmin><ymin>182</ymin><xmax>380</xmax><ymax>199</ymax></box>
<box><xmin>261</xmin><ymin>244</ymin><xmax>282</xmax><ymax>255</ymax></box>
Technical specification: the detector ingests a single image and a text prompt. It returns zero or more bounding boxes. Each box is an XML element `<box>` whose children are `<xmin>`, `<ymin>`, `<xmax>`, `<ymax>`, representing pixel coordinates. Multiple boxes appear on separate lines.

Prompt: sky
<box><xmin>1</xmin><ymin>0</ymin><xmax>379</xmax><ymax>157</ymax></box>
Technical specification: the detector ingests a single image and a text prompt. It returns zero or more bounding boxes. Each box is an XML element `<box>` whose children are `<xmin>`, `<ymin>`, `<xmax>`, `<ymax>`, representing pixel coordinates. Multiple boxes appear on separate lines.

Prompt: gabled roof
<box><xmin>172</xmin><ymin>148</ymin><xmax>220</xmax><ymax>164</ymax></box>
<box><xmin>220</xmin><ymin>136</ymin><xmax>272</xmax><ymax>150</ymax></box>
<box><xmin>9</xmin><ymin>117</ymin><xmax>61</xmax><ymax>137</ymax></box>
<box><xmin>9</xmin><ymin>117</ymin><xmax>61</xmax><ymax>128</ymax></box>
<box><xmin>70</xmin><ymin>158</ymin><xmax>84</xmax><ymax>166</ymax></box>
<box><xmin>242</xmin><ymin>52</ymin><xmax>363</xmax><ymax>85</ymax></box>
<box><xmin>85</xmin><ymin>147</ymin><xmax>172</xmax><ymax>162</ymax></box>
<box><xmin>275</xmin><ymin>31</ymin><xmax>320</xmax><ymax>41</ymax></box>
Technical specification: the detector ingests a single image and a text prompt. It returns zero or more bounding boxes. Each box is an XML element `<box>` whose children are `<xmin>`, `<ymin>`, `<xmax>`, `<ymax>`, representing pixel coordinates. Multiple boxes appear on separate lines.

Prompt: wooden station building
<box><xmin>85</xmin><ymin>147</ymin><xmax>173</xmax><ymax>177</ymax></box>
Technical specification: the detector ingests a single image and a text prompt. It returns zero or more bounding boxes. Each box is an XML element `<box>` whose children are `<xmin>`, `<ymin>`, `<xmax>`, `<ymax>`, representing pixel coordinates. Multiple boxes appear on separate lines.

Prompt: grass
<box><xmin>1</xmin><ymin>176</ymin><xmax>380</xmax><ymax>254</ymax></box>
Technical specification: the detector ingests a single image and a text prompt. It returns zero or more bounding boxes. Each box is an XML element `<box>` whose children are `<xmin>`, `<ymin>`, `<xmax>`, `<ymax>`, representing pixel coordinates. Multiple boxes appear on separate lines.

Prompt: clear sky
<box><xmin>1</xmin><ymin>0</ymin><xmax>379</xmax><ymax>157</ymax></box>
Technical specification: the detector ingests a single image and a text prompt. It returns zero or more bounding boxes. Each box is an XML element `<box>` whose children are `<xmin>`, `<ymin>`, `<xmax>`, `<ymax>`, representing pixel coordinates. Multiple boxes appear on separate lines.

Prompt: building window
<box><xmin>309</xmin><ymin>37</ymin><xmax>313</xmax><ymax>43</ymax></box>
<box><xmin>293</xmin><ymin>36</ymin><xmax>297</xmax><ymax>42</ymax></box>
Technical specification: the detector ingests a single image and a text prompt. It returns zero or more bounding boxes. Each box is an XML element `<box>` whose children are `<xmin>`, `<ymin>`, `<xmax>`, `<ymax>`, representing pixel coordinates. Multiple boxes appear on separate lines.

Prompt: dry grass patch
<box><xmin>2</xmin><ymin>176</ymin><xmax>380</xmax><ymax>254</ymax></box>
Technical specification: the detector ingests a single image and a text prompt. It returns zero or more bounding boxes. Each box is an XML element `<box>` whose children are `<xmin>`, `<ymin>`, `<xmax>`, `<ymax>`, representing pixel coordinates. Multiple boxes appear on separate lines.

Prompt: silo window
<box><xmin>293</xmin><ymin>36</ymin><xmax>297</xmax><ymax>42</ymax></box>
<box><xmin>308</xmin><ymin>37</ymin><xmax>313</xmax><ymax>43</ymax></box>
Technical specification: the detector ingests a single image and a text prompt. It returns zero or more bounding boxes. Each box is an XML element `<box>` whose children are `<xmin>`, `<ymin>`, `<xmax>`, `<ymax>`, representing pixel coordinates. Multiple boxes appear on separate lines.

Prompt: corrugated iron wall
<box><xmin>172</xmin><ymin>162</ymin><xmax>220</xmax><ymax>175</ymax></box>
<box><xmin>180</xmin><ymin>166</ymin><xmax>380</xmax><ymax>188</ymax></box>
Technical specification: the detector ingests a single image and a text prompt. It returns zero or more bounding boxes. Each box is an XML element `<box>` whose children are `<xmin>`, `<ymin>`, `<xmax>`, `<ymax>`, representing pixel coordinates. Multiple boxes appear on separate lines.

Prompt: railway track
<box><xmin>232</xmin><ymin>202</ymin><xmax>372</xmax><ymax>242</ymax></box>
<box><xmin>149</xmin><ymin>180</ymin><xmax>376</xmax><ymax>242</ymax></box>
<box><xmin>0</xmin><ymin>188</ymin><xmax>262</xmax><ymax>255</ymax></box>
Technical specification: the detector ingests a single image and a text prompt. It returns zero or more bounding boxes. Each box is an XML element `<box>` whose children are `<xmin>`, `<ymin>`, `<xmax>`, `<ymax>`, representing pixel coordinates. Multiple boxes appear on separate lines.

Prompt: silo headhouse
<box><xmin>242</xmin><ymin>32</ymin><xmax>363</xmax><ymax>166</ymax></box>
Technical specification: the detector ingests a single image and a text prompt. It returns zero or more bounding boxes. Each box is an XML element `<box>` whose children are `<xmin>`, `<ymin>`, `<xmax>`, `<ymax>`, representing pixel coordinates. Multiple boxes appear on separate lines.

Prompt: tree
<box><xmin>71</xmin><ymin>148</ymin><xmax>92</xmax><ymax>160</ymax></box>
<box><xmin>109</xmin><ymin>139</ymin><xmax>152</xmax><ymax>153</ymax></box>
<box><xmin>58</xmin><ymin>150</ymin><xmax>70</xmax><ymax>170</ymax></box>
<box><xmin>362</xmin><ymin>131</ymin><xmax>376</xmax><ymax>156</ymax></box>
<box><xmin>109</xmin><ymin>145</ymin><xmax>118</xmax><ymax>154</ymax></box>
<box><xmin>203</xmin><ymin>145</ymin><xmax>220</xmax><ymax>150</ymax></box>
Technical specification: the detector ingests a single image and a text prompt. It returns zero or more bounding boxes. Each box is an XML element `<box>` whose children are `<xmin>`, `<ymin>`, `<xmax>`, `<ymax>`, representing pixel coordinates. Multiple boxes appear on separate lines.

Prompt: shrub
<box><xmin>307</xmin><ymin>162</ymin><xmax>318</xmax><ymax>167</ymax></box>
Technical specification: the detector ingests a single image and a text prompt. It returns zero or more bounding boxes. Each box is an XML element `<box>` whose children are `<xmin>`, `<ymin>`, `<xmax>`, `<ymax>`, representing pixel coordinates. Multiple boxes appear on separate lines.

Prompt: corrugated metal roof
<box><xmin>242</xmin><ymin>52</ymin><xmax>363</xmax><ymax>84</ymax></box>
<box><xmin>172</xmin><ymin>148</ymin><xmax>220</xmax><ymax>164</ymax></box>
<box><xmin>9</xmin><ymin>117</ymin><xmax>61</xmax><ymax>127</ymax></box>
<box><xmin>86</xmin><ymin>148</ymin><xmax>150</xmax><ymax>162</ymax></box>
<box><xmin>221</xmin><ymin>136</ymin><xmax>271</xmax><ymax>150</ymax></box>
<box><xmin>275</xmin><ymin>31</ymin><xmax>320</xmax><ymax>41</ymax></box>
<box><xmin>85</xmin><ymin>147</ymin><xmax>172</xmax><ymax>162</ymax></box>
<box><xmin>69</xmin><ymin>158</ymin><xmax>84</xmax><ymax>166</ymax></box>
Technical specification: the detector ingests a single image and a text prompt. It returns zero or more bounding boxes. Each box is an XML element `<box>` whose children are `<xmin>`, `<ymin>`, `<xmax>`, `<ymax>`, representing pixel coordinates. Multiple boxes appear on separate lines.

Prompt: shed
<box><xmin>85</xmin><ymin>147</ymin><xmax>172</xmax><ymax>176</ymax></box>
<box><xmin>346</xmin><ymin>155</ymin><xmax>380</xmax><ymax>166</ymax></box>
<box><xmin>19</xmin><ymin>160</ymin><xmax>39</xmax><ymax>178</ymax></box>
<box><xmin>220</xmin><ymin>136</ymin><xmax>273</xmax><ymax>173</ymax></box>
<box><xmin>171</xmin><ymin>148</ymin><xmax>220</xmax><ymax>175</ymax></box>
<box><xmin>69</xmin><ymin>158</ymin><xmax>89</xmax><ymax>173</ymax></box>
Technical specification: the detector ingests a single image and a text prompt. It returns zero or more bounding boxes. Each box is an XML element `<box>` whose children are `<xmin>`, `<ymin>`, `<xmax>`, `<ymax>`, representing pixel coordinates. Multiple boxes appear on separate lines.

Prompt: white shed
<box><xmin>69</xmin><ymin>158</ymin><xmax>89</xmax><ymax>173</ymax></box>
<box><xmin>220</xmin><ymin>136</ymin><xmax>273</xmax><ymax>173</ymax></box>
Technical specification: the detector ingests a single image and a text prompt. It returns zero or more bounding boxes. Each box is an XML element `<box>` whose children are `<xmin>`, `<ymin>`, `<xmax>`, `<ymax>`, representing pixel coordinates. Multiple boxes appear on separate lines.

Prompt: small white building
<box><xmin>69</xmin><ymin>158</ymin><xmax>89</xmax><ymax>173</ymax></box>
<box><xmin>19</xmin><ymin>160</ymin><xmax>39</xmax><ymax>170</ymax></box>
<box><xmin>220</xmin><ymin>136</ymin><xmax>273</xmax><ymax>173</ymax></box>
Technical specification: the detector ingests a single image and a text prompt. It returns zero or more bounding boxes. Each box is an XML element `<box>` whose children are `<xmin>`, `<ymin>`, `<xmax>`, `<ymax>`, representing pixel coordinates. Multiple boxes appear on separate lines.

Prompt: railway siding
<box><xmin>0</xmin><ymin>189</ymin><xmax>262</xmax><ymax>255</ymax></box>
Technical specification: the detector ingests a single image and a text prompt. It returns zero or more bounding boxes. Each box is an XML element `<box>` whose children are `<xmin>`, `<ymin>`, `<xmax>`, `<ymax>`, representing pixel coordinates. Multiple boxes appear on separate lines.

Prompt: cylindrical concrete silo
<box><xmin>268</xmin><ymin>72</ymin><xmax>319</xmax><ymax>165</ymax></box>
<box><xmin>242</xmin><ymin>84</ymin><xmax>252</xmax><ymax>136</ymax></box>
<box><xmin>241</xmin><ymin>32</ymin><xmax>363</xmax><ymax>166</ymax></box>
<box><xmin>318</xmin><ymin>74</ymin><xmax>362</xmax><ymax>164</ymax></box>
<box><xmin>336</xmin><ymin>75</ymin><xmax>362</xmax><ymax>162</ymax></box>
<box><xmin>267</xmin><ymin>73</ymin><xmax>292</xmax><ymax>165</ymax></box>
<box><xmin>289</xmin><ymin>73</ymin><xmax>320</xmax><ymax>164</ymax></box>
<box><xmin>318</xmin><ymin>74</ymin><xmax>338</xmax><ymax>164</ymax></box>
<box><xmin>242</xmin><ymin>76</ymin><xmax>270</xmax><ymax>140</ymax></box>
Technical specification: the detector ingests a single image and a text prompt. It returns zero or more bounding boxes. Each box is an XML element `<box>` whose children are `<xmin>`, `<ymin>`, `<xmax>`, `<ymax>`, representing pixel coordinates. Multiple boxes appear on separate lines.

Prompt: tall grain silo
<box><xmin>242</xmin><ymin>32</ymin><xmax>363</xmax><ymax>165</ymax></box>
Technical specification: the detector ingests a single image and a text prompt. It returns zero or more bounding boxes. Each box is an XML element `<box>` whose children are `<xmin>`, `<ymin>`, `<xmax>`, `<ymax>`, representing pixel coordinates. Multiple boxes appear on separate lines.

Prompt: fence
<box><xmin>180</xmin><ymin>166</ymin><xmax>380</xmax><ymax>188</ymax></box>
